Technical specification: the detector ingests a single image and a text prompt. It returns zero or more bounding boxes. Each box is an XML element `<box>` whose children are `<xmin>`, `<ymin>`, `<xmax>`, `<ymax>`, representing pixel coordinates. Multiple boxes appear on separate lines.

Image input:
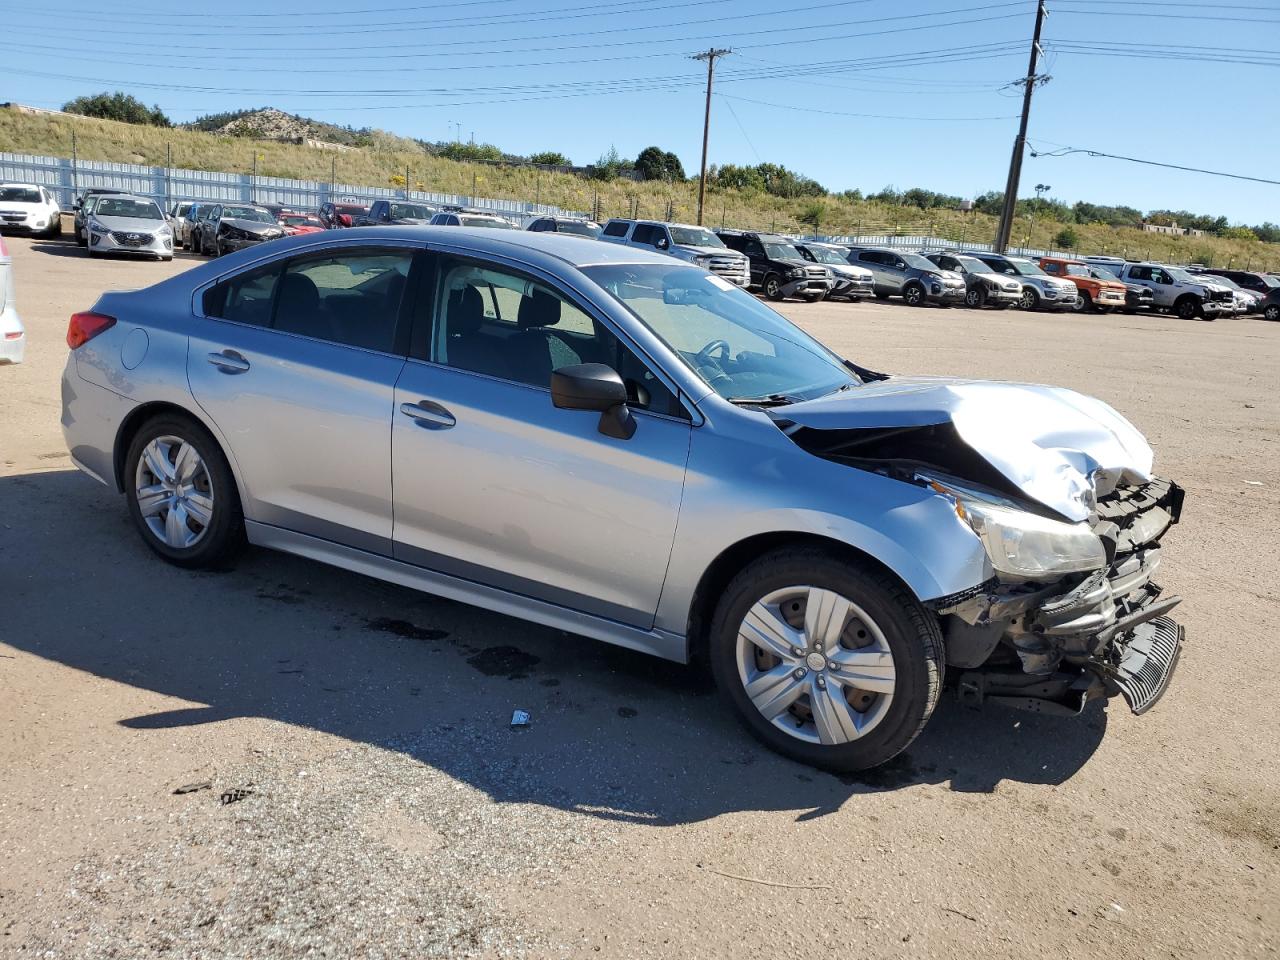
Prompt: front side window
<box><xmin>584</xmin><ymin>263</ymin><xmax>858</xmax><ymax>404</ymax></box>
<box><xmin>433</xmin><ymin>260</ymin><xmax>683</xmax><ymax>416</ymax></box>
<box><xmin>274</xmin><ymin>251</ymin><xmax>413</xmax><ymax>351</ymax></box>
<box><xmin>631</xmin><ymin>224</ymin><xmax>658</xmax><ymax>245</ymax></box>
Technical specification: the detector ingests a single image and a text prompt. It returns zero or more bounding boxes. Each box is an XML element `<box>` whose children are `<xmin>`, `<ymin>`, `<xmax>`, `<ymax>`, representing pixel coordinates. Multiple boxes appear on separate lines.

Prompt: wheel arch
<box><xmin>112</xmin><ymin>401</ymin><xmax>249</xmax><ymax>509</ymax></box>
<box><xmin>684</xmin><ymin>531</ymin><xmax>920</xmax><ymax>663</ymax></box>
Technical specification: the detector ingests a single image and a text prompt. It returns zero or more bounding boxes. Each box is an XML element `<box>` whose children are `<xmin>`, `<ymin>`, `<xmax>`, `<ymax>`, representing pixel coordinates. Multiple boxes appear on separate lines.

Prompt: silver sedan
<box><xmin>60</xmin><ymin>227</ymin><xmax>1187</xmax><ymax>771</ymax></box>
<box><xmin>83</xmin><ymin>195</ymin><xmax>174</xmax><ymax>261</ymax></box>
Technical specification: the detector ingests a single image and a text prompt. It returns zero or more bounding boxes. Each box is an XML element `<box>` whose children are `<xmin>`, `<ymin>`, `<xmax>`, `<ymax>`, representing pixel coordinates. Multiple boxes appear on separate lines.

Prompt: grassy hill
<box><xmin>3</xmin><ymin>107</ymin><xmax>1276</xmax><ymax>270</ymax></box>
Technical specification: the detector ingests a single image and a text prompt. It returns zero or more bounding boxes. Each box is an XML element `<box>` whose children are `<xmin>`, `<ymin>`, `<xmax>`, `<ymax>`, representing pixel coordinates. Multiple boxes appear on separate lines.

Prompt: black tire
<box><xmin>44</xmin><ymin>217</ymin><xmax>62</xmax><ymax>239</ymax></box>
<box><xmin>1019</xmin><ymin>287</ymin><xmax>1039</xmax><ymax>311</ymax></box>
<box><xmin>1264</xmin><ymin>304</ymin><xmax>1280</xmax><ymax>322</ymax></box>
<box><xmin>803</xmin><ymin>292</ymin><xmax>825</xmax><ymax>303</ymax></box>
<box><xmin>75</xmin><ymin>226</ymin><xmax>86</xmax><ymax>246</ymax></box>
<box><xmin>124</xmin><ymin>413</ymin><xmax>246</xmax><ymax>570</ymax></box>
<box><xmin>902</xmin><ymin>282</ymin><xmax>926</xmax><ymax>307</ymax></box>
<box><xmin>708</xmin><ymin>547</ymin><xmax>944</xmax><ymax>772</ymax></box>
<box><xmin>1074</xmin><ymin>291</ymin><xmax>1093</xmax><ymax>314</ymax></box>
<box><xmin>1175</xmin><ymin>295</ymin><xmax>1202</xmax><ymax>321</ymax></box>
<box><xmin>191</xmin><ymin>232</ymin><xmax>202</xmax><ymax>256</ymax></box>
<box><xmin>964</xmin><ymin>286</ymin><xmax>986</xmax><ymax>309</ymax></box>
<box><xmin>763</xmin><ymin>274</ymin><xmax>784</xmax><ymax>301</ymax></box>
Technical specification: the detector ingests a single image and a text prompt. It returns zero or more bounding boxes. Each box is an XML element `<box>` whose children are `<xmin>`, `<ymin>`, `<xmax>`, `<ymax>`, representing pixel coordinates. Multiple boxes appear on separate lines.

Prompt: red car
<box><xmin>279</xmin><ymin>213</ymin><xmax>326</xmax><ymax>236</ymax></box>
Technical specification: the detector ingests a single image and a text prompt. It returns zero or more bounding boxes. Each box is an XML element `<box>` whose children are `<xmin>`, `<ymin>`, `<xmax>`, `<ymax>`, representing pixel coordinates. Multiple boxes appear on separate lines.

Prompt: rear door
<box><xmin>187</xmin><ymin>243</ymin><xmax>420</xmax><ymax>553</ymax></box>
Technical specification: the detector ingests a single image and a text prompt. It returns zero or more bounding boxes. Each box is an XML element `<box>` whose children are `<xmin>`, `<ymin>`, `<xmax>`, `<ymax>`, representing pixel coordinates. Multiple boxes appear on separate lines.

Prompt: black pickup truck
<box><xmin>353</xmin><ymin>200</ymin><xmax>436</xmax><ymax>226</ymax></box>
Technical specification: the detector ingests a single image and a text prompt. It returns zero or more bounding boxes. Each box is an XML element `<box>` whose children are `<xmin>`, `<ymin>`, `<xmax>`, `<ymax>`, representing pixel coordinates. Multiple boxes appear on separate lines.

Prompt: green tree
<box><xmin>798</xmin><ymin>202</ymin><xmax>826</xmax><ymax>229</ymax></box>
<box><xmin>1053</xmin><ymin>226</ymin><xmax>1079</xmax><ymax>250</ymax></box>
<box><xmin>63</xmin><ymin>91</ymin><xmax>171</xmax><ymax>127</ymax></box>
<box><xmin>634</xmin><ymin>146</ymin><xmax>684</xmax><ymax>181</ymax></box>
<box><xmin>437</xmin><ymin>141</ymin><xmax>503</xmax><ymax>162</ymax></box>
<box><xmin>528</xmin><ymin>151</ymin><xmax>570</xmax><ymax>166</ymax></box>
<box><xmin>588</xmin><ymin>145</ymin><xmax>631</xmax><ymax>181</ymax></box>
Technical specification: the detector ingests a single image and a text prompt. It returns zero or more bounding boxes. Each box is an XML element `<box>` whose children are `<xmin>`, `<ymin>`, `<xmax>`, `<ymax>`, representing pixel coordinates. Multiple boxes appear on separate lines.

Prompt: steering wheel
<box><xmin>696</xmin><ymin>339</ymin><xmax>731</xmax><ymax>366</ymax></box>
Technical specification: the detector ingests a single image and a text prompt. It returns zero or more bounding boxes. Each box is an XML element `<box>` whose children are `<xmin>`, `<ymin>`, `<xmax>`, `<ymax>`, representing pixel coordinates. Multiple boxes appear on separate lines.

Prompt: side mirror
<box><xmin>551</xmin><ymin>363</ymin><xmax>636</xmax><ymax>440</ymax></box>
<box><xmin>656</xmin><ymin>236</ymin><xmax>669</xmax><ymax>249</ymax></box>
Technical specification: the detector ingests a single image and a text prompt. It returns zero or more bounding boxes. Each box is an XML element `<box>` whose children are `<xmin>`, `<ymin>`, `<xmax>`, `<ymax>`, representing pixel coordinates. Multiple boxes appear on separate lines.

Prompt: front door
<box><xmin>391</xmin><ymin>256</ymin><xmax>692</xmax><ymax>627</ymax></box>
<box><xmin>187</xmin><ymin>246</ymin><xmax>417</xmax><ymax>553</ymax></box>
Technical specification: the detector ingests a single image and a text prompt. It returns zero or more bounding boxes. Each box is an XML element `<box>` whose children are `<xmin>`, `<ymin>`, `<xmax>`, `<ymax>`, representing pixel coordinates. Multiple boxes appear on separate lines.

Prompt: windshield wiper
<box><xmin>726</xmin><ymin>394</ymin><xmax>801</xmax><ymax>407</ymax></box>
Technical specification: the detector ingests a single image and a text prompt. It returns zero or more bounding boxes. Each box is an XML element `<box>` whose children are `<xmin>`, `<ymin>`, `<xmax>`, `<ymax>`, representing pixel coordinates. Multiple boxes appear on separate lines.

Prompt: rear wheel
<box><xmin>124</xmin><ymin>414</ymin><xmax>245</xmax><ymax>569</ymax></box>
<box><xmin>709</xmin><ymin>548</ymin><xmax>943</xmax><ymax>772</ymax></box>
<box><xmin>1264</xmin><ymin>303</ymin><xmax>1280</xmax><ymax>322</ymax></box>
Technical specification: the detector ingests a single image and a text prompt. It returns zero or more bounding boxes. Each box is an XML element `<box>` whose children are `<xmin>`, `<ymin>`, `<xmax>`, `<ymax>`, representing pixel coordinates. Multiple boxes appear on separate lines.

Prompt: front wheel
<box><xmin>709</xmin><ymin>548</ymin><xmax>943</xmax><ymax>772</ymax></box>
<box><xmin>1074</xmin><ymin>291</ymin><xmax>1093</xmax><ymax>314</ymax></box>
<box><xmin>124</xmin><ymin>414</ymin><xmax>246</xmax><ymax>569</ymax></box>
<box><xmin>763</xmin><ymin>274</ymin><xmax>784</xmax><ymax>301</ymax></box>
<box><xmin>1175</xmin><ymin>296</ymin><xmax>1202</xmax><ymax>321</ymax></box>
<box><xmin>1019</xmin><ymin>288</ymin><xmax>1039</xmax><ymax>311</ymax></box>
<box><xmin>902</xmin><ymin>283</ymin><xmax>926</xmax><ymax>307</ymax></box>
<box><xmin>964</xmin><ymin>286</ymin><xmax>986</xmax><ymax>309</ymax></box>
<box><xmin>803</xmin><ymin>292</ymin><xmax>825</xmax><ymax>303</ymax></box>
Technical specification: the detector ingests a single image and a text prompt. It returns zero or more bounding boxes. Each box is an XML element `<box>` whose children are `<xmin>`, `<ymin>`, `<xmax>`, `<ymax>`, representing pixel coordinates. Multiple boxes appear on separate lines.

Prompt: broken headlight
<box><xmin>926</xmin><ymin>479</ymin><xmax>1106</xmax><ymax>580</ymax></box>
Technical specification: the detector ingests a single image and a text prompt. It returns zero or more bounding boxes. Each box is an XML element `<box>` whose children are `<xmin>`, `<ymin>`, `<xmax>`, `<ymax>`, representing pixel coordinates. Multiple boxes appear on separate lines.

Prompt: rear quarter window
<box><xmin>603</xmin><ymin>220</ymin><xmax>630</xmax><ymax>237</ymax></box>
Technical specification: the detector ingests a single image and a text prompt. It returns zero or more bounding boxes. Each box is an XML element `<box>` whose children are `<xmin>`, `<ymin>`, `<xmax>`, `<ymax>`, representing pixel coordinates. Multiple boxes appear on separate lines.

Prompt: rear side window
<box><xmin>203</xmin><ymin>262</ymin><xmax>282</xmax><ymax>327</ymax></box>
<box><xmin>275</xmin><ymin>251</ymin><xmax>413</xmax><ymax>352</ymax></box>
<box><xmin>603</xmin><ymin>220</ymin><xmax>630</xmax><ymax>237</ymax></box>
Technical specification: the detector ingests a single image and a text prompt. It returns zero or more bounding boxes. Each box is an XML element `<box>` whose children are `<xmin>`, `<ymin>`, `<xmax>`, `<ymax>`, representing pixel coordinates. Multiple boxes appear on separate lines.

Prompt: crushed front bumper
<box><xmin>781</xmin><ymin>278</ymin><xmax>833</xmax><ymax>299</ymax></box>
<box><xmin>939</xmin><ymin>477</ymin><xmax>1186</xmax><ymax>716</ymax></box>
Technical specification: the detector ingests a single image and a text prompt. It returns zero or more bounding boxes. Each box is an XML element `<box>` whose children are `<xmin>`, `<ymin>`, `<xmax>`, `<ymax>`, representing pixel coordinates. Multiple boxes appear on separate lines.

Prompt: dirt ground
<box><xmin>0</xmin><ymin>232</ymin><xmax>1276</xmax><ymax>959</ymax></box>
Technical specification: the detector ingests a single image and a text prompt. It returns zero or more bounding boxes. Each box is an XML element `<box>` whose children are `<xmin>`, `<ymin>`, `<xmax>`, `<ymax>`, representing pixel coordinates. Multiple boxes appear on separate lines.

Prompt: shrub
<box><xmin>63</xmin><ymin>92</ymin><xmax>171</xmax><ymax>127</ymax></box>
<box><xmin>1053</xmin><ymin>226</ymin><xmax>1079</xmax><ymax>250</ymax></box>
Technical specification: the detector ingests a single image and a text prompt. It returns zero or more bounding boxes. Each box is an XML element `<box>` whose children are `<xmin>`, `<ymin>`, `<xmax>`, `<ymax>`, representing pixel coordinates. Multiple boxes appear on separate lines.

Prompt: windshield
<box><xmin>1062</xmin><ymin>263</ymin><xmax>1091</xmax><ymax>277</ymax></box>
<box><xmin>390</xmin><ymin>203</ymin><xmax>433</xmax><ymax>219</ymax></box>
<box><xmin>555</xmin><ymin>220</ymin><xmax>602</xmax><ymax>238</ymax></box>
<box><xmin>951</xmin><ymin>255</ymin><xmax>989</xmax><ymax>274</ymax></box>
<box><xmin>0</xmin><ymin>187</ymin><xmax>42</xmax><ymax>203</ymax></box>
<box><xmin>1166</xmin><ymin>267</ymin><xmax>1199</xmax><ymax>283</ymax></box>
<box><xmin>803</xmin><ymin>245</ymin><xmax>850</xmax><ymax>265</ymax></box>
<box><xmin>461</xmin><ymin>215</ymin><xmax>514</xmax><ymax>228</ymax></box>
<box><xmin>222</xmin><ymin>206</ymin><xmax>275</xmax><ymax>223</ymax></box>
<box><xmin>582</xmin><ymin>263</ymin><xmax>857</xmax><ymax>403</ymax></box>
<box><xmin>899</xmin><ymin>252</ymin><xmax>937</xmax><ymax>271</ymax></box>
<box><xmin>1202</xmin><ymin>273</ymin><xmax>1239</xmax><ymax>289</ymax></box>
<box><xmin>1090</xmin><ymin>267</ymin><xmax>1120</xmax><ymax>281</ymax></box>
<box><xmin>1260</xmin><ymin>275</ymin><xmax>1280</xmax><ymax>288</ymax></box>
<box><xmin>669</xmin><ymin>226</ymin><xmax>725</xmax><ymax>248</ymax></box>
<box><xmin>94</xmin><ymin>197</ymin><xmax>162</xmax><ymax>220</ymax></box>
<box><xmin>762</xmin><ymin>241</ymin><xmax>804</xmax><ymax>261</ymax></box>
<box><xmin>984</xmin><ymin>257</ymin><xmax>1044</xmax><ymax>277</ymax></box>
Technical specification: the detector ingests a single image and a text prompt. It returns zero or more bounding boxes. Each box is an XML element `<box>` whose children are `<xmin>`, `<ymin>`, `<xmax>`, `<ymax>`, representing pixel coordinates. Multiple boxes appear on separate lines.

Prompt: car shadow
<box><xmin>0</xmin><ymin>469</ymin><xmax>1107</xmax><ymax>825</ymax></box>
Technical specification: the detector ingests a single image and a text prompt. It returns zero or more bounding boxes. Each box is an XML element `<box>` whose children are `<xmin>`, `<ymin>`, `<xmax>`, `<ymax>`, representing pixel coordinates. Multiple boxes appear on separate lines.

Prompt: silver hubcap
<box><xmin>736</xmin><ymin>586</ymin><xmax>897</xmax><ymax>746</ymax></box>
<box><xmin>134</xmin><ymin>435</ymin><xmax>214</xmax><ymax>549</ymax></box>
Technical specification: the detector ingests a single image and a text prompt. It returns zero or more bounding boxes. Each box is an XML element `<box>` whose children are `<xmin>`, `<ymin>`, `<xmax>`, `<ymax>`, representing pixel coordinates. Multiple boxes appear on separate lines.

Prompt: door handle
<box><xmin>207</xmin><ymin>350</ymin><xmax>250</xmax><ymax>374</ymax></box>
<box><xmin>399</xmin><ymin>400</ymin><xmax>456</xmax><ymax>429</ymax></box>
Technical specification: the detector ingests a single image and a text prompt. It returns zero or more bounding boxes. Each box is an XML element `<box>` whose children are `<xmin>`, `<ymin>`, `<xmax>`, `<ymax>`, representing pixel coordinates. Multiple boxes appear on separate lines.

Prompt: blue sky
<box><xmin>4</xmin><ymin>0</ymin><xmax>1277</xmax><ymax>223</ymax></box>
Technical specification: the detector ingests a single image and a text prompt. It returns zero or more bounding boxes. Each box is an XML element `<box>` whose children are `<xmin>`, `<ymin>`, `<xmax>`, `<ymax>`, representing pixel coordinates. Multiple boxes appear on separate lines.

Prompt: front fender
<box><xmin>655</xmin><ymin>417</ymin><xmax>991</xmax><ymax>636</ymax></box>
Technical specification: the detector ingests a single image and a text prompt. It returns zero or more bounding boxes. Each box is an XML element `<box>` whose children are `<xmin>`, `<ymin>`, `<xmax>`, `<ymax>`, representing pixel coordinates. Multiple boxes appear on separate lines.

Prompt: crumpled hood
<box><xmin>775</xmin><ymin>376</ymin><xmax>1153</xmax><ymax>522</ymax></box>
<box><xmin>225</xmin><ymin>218</ymin><xmax>284</xmax><ymax>237</ymax></box>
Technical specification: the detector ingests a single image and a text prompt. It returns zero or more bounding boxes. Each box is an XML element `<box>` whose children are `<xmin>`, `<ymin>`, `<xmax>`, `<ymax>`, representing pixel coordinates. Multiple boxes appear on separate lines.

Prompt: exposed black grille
<box><xmin>1112</xmin><ymin>616</ymin><xmax>1182</xmax><ymax>714</ymax></box>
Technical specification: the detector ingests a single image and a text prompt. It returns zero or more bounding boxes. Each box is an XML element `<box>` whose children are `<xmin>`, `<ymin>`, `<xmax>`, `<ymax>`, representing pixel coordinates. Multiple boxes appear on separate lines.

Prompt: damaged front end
<box><xmin>770</xmin><ymin>377</ymin><xmax>1187</xmax><ymax>718</ymax></box>
<box><xmin>934</xmin><ymin>477</ymin><xmax>1185</xmax><ymax>716</ymax></box>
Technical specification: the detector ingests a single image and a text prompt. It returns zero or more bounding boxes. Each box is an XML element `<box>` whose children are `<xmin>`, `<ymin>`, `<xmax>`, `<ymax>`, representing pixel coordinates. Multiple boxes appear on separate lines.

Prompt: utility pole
<box><xmin>994</xmin><ymin>1</ymin><xmax>1049</xmax><ymax>253</ymax></box>
<box><xmin>692</xmin><ymin>47</ymin><xmax>731</xmax><ymax>226</ymax></box>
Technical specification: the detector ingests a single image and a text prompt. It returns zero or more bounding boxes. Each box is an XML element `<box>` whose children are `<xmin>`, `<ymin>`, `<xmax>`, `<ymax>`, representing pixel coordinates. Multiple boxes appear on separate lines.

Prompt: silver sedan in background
<box><xmin>59</xmin><ymin>227</ymin><xmax>1186</xmax><ymax>771</ymax></box>
<box><xmin>84</xmin><ymin>195</ymin><xmax>174</xmax><ymax>261</ymax></box>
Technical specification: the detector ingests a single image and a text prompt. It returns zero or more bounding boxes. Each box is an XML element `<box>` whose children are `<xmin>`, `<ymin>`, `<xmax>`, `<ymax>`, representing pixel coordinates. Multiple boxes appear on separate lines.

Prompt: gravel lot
<box><xmin>1</xmin><ymin>233</ymin><xmax>1277</xmax><ymax>959</ymax></box>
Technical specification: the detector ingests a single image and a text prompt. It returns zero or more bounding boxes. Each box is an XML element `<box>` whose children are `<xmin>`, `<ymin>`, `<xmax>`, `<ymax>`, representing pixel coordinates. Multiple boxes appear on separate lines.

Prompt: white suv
<box><xmin>0</xmin><ymin>183</ymin><xmax>61</xmax><ymax>238</ymax></box>
<box><xmin>600</xmin><ymin>219</ymin><xmax>750</xmax><ymax>287</ymax></box>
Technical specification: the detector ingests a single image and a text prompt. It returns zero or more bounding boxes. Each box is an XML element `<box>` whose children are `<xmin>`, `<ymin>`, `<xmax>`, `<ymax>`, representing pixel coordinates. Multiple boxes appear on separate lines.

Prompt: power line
<box><xmin>1027</xmin><ymin>143</ymin><xmax>1280</xmax><ymax>187</ymax></box>
<box><xmin>718</xmin><ymin>93</ymin><xmax>1018</xmax><ymax>121</ymax></box>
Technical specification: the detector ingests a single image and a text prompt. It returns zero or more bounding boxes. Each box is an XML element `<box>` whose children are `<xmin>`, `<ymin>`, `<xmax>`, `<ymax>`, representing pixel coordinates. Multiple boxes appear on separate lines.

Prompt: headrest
<box><xmin>448</xmin><ymin>285</ymin><xmax>485</xmax><ymax>336</ymax></box>
<box><xmin>277</xmin><ymin>273</ymin><xmax>320</xmax><ymax>313</ymax></box>
<box><xmin>517</xmin><ymin>289</ymin><xmax>561</xmax><ymax>329</ymax></box>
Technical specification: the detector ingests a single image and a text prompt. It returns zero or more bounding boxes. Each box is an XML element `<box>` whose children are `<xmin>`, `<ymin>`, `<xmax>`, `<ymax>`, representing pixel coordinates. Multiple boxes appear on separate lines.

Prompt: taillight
<box><xmin>67</xmin><ymin>311</ymin><xmax>116</xmax><ymax>349</ymax></box>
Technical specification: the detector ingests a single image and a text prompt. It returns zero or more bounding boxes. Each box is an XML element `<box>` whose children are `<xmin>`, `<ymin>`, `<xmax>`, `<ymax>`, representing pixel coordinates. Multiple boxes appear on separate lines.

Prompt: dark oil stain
<box><xmin>466</xmin><ymin>645</ymin><xmax>540</xmax><ymax>679</ymax></box>
<box><xmin>256</xmin><ymin>590</ymin><xmax>304</xmax><ymax>606</ymax></box>
<box><xmin>365</xmin><ymin>617</ymin><xmax>449</xmax><ymax>642</ymax></box>
<box><xmin>616</xmin><ymin>706</ymin><xmax>638</xmax><ymax>718</ymax></box>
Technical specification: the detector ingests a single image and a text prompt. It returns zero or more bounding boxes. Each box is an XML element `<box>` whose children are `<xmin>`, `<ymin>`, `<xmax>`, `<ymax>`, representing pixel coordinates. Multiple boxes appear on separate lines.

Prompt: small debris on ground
<box><xmin>220</xmin><ymin>786</ymin><xmax>254</xmax><ymax>805</ymax></box>
<box><xmin>172</xmin><ymin>781</ymin><xmax>212</xmax><ymax>795</ymax></box>
<box><xmin>510</xmin><ymin>709</ymin><xmax>531</xmax><ymax>728</ymax></box>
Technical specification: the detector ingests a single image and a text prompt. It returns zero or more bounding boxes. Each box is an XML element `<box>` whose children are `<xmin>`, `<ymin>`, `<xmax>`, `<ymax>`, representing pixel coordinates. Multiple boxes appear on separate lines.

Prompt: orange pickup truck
<box><xmin>1038</xmin><ymin>256</ymin><xmax>1128</xmax><ymax>313</ymax></box>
